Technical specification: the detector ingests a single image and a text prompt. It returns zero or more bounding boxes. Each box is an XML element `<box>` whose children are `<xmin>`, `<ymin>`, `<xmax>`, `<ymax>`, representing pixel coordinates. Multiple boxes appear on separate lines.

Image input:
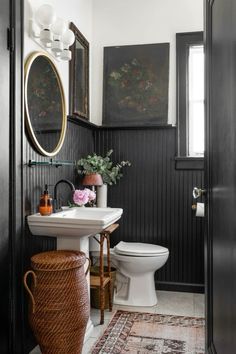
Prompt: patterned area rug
<box><xmin>91</xmin><ymin>311</ymin><xmax>205</xmax><ymax>354</ymax></box>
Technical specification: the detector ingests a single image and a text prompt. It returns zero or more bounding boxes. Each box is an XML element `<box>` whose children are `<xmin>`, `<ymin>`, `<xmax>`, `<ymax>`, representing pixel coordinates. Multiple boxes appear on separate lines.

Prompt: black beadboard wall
<box><xmin>24</xmin><ymin>121</ymin><xmax>94</xmax><ymax>214</ymax></box>
<box><xmin>23</xmin><ymin>122</ymin><xmax>204</xmax><ymax>352</ymax></box>
<box><xmin>95</xmin><ymin>127</ymin><xmax>205</xmax><ymax>292</ymax></box>
<box><xmin>23</xmin><ymin>120</ymin><xmax>94</xmax><ymax>353</ymax></box>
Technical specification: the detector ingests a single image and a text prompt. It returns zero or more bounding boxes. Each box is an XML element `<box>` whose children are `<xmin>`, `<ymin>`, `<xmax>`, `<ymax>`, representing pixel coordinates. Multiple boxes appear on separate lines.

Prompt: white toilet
<box><xmin>110</xmin><ymin>241</ymin><xmax>169</xmax><ymax>307</ymax></box>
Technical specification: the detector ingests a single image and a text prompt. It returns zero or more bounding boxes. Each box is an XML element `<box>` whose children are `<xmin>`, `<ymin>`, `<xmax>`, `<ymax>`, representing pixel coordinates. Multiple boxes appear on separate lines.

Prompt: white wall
<box><xmin>24</xmin><ymin>0</ymin><xmax>203</xmax><ymax>125</ymax></box>
<box><xmin>91</xmin><ymin>0</ymin><xmax>203</xmax><ymax>125</ymax></box>
<box><xmin>24</xmin><ymin>0</ymin><xmax>93</xmax><ymax>114</ymax></box>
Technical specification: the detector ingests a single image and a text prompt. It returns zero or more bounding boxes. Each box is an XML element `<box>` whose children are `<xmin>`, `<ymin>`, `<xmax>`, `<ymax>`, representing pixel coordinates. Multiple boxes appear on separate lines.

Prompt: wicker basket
<box><xmin>24</xmin><ymin>250</ymin><xmax>90</xmax><ymax>354</ymax></box>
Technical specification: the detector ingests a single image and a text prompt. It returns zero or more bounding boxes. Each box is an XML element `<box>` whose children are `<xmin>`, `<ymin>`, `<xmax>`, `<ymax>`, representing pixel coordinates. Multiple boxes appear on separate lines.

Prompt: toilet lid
<box><xmin>114</xmin><ymin>241</ymin><xmax>169</xmax><ymax>256</ymax></box>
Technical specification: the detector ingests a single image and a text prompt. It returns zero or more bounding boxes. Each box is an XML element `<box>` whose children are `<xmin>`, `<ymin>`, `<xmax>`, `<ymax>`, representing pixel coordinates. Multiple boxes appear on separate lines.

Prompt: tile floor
<box><xmin>30</xmin><ymin>290</ymin><xmax>205</xmax><ymax>354</ymax></box>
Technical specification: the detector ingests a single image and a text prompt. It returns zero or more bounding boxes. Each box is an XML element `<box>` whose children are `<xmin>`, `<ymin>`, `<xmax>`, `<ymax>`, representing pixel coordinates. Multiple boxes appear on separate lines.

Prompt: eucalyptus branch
<box><xmin>77</xmin><ymin>150</ymin><xmax>131</xmax><ymax>185</ymax></box>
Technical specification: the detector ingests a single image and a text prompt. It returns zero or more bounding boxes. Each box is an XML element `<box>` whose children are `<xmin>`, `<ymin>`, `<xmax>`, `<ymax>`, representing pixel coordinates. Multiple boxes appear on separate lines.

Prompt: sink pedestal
<box><xmin>57</xmin><ymin>236</ymin><xmax>94</xmax><ymax>341</ymax></box>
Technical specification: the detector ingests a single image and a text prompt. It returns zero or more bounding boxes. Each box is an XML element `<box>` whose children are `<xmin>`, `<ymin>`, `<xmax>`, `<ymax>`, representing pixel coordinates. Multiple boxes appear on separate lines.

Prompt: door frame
<box><xmin>205</xmin><ymin>0</ymin><xmax>216</xmax><ymax>353</ymax></box>
<box><xmin>8</xmin><ymin>0</ymin><xmax>24</xmax><ymax>352</ymax></box>
<box><xmin>6</xmin><ymin>0</ymin><xmax>216</xmax><ymax>352</ymax></box>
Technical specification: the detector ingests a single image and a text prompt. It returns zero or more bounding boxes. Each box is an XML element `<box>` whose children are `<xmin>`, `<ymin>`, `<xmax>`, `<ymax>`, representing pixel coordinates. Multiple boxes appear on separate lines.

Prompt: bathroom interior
<box><xmin>1</xmin><ymin>0</ymin><xmax>208</xmax><ymax>353</ymax></box>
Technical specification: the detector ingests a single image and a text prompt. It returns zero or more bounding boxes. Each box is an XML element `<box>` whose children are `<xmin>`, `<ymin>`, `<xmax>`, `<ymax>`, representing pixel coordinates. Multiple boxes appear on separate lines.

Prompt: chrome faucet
<box><xmin>53</xmin><ymin>179</ymin><xmax>75</xmax><ymax>213</ymax></box>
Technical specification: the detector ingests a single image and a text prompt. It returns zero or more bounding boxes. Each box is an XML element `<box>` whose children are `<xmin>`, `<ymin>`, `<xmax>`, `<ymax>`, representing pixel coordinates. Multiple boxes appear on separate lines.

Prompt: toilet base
<box><xmin>113</xmin><ymin>271</ymin><xmax>158</xmax><ymax>307</ymax></box>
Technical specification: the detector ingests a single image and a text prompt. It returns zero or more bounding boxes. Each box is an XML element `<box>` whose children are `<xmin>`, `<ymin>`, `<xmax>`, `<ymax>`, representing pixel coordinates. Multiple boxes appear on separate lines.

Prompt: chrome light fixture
<box><xmin>31</xmin><ymin>4</ymin><xmax>75</xmax><ymax>61</ymax></box>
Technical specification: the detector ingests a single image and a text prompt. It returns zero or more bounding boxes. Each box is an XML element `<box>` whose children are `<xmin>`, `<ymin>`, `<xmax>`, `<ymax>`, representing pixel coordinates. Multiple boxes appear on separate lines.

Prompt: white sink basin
<box><xmin>27</xmin><ymin>207</ymin><xmax>123</xmax><ymax>238</ymax></box>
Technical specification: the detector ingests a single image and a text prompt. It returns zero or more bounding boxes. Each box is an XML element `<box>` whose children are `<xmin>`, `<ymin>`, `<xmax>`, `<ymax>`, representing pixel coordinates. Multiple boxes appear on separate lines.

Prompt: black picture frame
<box><xmin>69</xmin><ymin>22</ymin><xmax>89</xmax><ymax>120</ymax></box>
<box><xmin>103</xmin><ymin>43</ymin><xmax>170</xmax><ymax>127</ymax></box>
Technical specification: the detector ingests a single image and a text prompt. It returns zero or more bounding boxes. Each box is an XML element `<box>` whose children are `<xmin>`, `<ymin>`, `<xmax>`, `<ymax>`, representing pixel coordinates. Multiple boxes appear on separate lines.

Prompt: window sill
<box><xmin>175</xmin><ymin>157</ymin><xmax>204</xmax><ymax>170</ymax></box>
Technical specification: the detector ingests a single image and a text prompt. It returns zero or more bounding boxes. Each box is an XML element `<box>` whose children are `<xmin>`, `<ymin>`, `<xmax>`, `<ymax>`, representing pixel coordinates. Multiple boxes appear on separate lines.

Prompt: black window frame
<box><xmin>176</xmin><ymin>31</ymin><xmax>204</xmax><ymax>170</ymax></box>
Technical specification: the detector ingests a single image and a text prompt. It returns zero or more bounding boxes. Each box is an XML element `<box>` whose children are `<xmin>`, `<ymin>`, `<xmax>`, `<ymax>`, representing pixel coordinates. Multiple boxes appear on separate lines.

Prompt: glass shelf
<box><xmin>28</xmin><ymin>159</ymin><xmax>76</xmax><ymax>167</ymax></box>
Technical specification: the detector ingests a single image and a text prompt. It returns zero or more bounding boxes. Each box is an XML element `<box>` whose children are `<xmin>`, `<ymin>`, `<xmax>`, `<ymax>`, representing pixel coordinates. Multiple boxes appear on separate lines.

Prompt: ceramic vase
<box><xmin>96</xmin><ymin>184</ymin><xmax>107</xmax><ymax>207</ymax></box>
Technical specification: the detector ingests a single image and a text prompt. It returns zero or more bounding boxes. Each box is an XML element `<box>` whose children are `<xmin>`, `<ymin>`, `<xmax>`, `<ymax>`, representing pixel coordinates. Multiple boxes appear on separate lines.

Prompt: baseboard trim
<box><xmin>207</xmin><ymin>342</ymin><xmax>217</xmax><ymax>354</ymax></box>
<box><xmin>156</xmin><ymin>281</ymin><xmax>205</xmax><ymax>293</ymax></box>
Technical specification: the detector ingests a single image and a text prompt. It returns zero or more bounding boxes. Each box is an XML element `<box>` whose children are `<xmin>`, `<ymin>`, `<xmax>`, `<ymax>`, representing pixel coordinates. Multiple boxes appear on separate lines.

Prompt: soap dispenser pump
<box><xmin>39</xmin><ymin>184</ymin><xmax>53</xmax><ymax>216</ymax></box>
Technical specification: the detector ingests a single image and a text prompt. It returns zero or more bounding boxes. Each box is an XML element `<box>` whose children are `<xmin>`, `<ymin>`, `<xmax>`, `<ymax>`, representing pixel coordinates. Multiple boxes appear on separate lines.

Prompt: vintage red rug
<box><xmin>91</xmin><ymin>310</ymin><xmax>205</xmax><ymax>353</ymax></box>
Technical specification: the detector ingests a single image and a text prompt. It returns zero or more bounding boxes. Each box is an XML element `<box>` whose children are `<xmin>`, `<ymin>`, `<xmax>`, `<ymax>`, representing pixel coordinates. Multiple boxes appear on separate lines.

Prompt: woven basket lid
<box><xmin>31</xmin><ymin>250</ymin><xmax>86</xmax><ymax>271</ymax></box>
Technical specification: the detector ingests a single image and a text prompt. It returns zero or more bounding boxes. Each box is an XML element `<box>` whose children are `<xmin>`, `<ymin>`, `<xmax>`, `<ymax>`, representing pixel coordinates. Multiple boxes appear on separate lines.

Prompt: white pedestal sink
<box><xmin>27</xmin><ymin>207</ymin><xmax>123</xmax><ymax>238</ymax></box>
<box><xmin>27</xmin><ymin>207</ymin><xmax>123</xmax><ymax>341</ymax></box>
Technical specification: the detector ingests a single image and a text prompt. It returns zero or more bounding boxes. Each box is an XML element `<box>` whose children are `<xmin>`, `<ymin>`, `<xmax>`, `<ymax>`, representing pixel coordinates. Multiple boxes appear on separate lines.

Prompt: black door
<box><xmin>205</xmin><ymin>0</ymin><xmax>236</xmax><ymax>353</ymax></box>
<box><xmin>0</xmin><ymin>0</ymin><xmax>23</xmax><ymax>352</ymax></box>
<box><xmin>0</xmin><ymin>0</ymin><xmax>11</xmax><ymax>352</ymax></box>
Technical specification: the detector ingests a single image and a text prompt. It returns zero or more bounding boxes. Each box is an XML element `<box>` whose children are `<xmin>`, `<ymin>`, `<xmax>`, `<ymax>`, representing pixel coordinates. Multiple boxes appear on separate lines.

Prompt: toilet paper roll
<box><xmin>196</xmin><ymin>202</ymin><xmax>205</xmax><ymax>217</ymax></box>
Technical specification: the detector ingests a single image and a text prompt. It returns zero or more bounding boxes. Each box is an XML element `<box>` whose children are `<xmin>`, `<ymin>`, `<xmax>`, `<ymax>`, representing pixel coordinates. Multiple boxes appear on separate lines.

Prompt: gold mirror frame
<box><xmin>24</xmin><ymin>52</ymin><xmax>67</xmax><ymax>157</ymax></box>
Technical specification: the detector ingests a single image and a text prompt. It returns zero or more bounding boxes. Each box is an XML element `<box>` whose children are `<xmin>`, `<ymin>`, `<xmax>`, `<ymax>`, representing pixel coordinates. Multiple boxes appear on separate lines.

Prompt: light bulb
<box><xmin>51</xmin><ymin>18</ymin><xmax>67</xmax><ymax>37</ymax></box>
<box><xmin>61</xmin><ymin>29</ymin><xmax>75</xmax><ymax>60</ymax></box>
<box><xmin>62</xmin><ymin>29</ymin><xmax>75</xmax><ymax>48</ymax></box>
<box><xmin>51</xmin><ymin>18</ymin><xmax>67</xmax><ymax>53</ymax></box>
<box><xmin>35</xmin><ymin>4</ymin><xmax>56</xmax><ymax>29</ymax></box>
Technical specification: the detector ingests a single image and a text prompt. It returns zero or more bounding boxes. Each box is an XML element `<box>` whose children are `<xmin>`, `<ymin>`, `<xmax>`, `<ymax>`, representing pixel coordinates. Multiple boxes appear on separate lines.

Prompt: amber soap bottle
<box><xmin>39</xmin><ymin>184</ymin><xmax>53</xmax><ymax>216</ymax></box>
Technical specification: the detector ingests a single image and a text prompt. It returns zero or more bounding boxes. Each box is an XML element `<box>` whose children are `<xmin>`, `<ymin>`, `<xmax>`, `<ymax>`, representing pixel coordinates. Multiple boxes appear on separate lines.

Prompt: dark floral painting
<box><xmin>103</xmin><ymin>43</ymin><xmax>169</xmax><ymax>126</ymax></box>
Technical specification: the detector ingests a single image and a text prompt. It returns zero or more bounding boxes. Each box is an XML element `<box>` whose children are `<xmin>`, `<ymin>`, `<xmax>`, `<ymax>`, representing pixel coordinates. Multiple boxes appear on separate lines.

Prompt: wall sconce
<box><xmin>30</xmin><ymin>4</ymin><xmax>75</xmax><ymax>61</ymax></box>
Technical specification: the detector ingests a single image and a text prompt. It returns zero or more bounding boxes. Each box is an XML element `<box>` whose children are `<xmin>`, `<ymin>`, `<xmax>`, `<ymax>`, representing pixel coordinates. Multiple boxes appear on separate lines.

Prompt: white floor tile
<box><xmin>194</xmin><ymin>293</ymin><xmax>205</xmax><ymax>317</ymax></box>
<box><xmin>82</xmin><ymin>337</ymin><xmax>97</xmax><ymax>354</ymax></box>
<box><xmin>113</xmin><ymin>304</ymin><xmax>157</xmax><ymax>314</ymax></box>
<box><xmin>155</xmin><ymin>290</ymin><xmax>195</xmax><ymax>316</ymax></box>
<box><xmin>90</xmin><ymin>307</ymin><xmax>115</xmax><ymax>321</ymax></box>
<box><xmin>89</xmin><ymin>319</ymin><xmax>111</xmax><ymax>338</ymax></box>
<box><xmin>29</xmin><ymin>346</ymin><xmax>41</xmax><ymax>354</ymax></box>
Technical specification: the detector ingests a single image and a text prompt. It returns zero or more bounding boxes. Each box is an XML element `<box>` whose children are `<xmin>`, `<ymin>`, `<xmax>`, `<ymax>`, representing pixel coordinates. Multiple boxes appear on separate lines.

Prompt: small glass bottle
<box><xmin>39</xmin><ymin>184</ymin><xmax>53</xmax><ymax>216</ymax></box>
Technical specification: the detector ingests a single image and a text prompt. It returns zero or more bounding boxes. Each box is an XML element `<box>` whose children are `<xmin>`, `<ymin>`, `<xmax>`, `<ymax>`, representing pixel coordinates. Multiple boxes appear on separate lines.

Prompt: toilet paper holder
<box><xmin>192</xmin><ymin>202</ymin><xmax>205</xmax><ymax>217</ymax></box>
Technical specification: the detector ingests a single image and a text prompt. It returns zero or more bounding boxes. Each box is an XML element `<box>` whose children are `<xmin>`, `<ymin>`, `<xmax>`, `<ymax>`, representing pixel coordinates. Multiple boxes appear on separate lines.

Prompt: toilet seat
<box><xmin>114</xmin><ymin>241</ymin><xmax>169</xmax><ymax>257</ymax></box>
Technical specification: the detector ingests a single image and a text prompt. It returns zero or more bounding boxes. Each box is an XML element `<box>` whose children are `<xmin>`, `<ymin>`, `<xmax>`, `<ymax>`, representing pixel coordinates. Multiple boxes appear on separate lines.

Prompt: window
<box><xmin>176</xmin><ymin>32</ymin><xmax>204</xmax><ymax>160</ymax></box>
<box><xmin>188</xmin><ymin>44</ymin><xmax>204</xmax><ymax>156</ymax></box>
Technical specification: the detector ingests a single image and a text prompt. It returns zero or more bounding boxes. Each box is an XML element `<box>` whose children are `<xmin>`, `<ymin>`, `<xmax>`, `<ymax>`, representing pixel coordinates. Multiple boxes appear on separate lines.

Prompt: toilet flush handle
<box><xmin>193</xmin><ymin>187</ymin><xmax>206</xmax><ymax>199</ymax></box>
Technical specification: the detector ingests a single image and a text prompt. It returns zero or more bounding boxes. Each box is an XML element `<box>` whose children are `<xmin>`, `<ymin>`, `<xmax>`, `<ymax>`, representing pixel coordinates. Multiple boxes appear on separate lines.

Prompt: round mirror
<box><xmin>25</xmin><ymin>52</ymin><xmax>67</xmax><ymax>156</ymax></box>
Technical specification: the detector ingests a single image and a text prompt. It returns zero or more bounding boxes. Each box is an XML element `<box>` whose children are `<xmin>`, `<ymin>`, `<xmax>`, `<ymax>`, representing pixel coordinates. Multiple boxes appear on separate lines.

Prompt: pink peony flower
<box><xmin>85</xmin><ymin>188</ymin><xmax>96</xmax><ymax>201</ymax></box>
<box><xmin>73</xmin><ymin>189</ymin><xmax>89</xmax><ymax>206</ymax></box>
